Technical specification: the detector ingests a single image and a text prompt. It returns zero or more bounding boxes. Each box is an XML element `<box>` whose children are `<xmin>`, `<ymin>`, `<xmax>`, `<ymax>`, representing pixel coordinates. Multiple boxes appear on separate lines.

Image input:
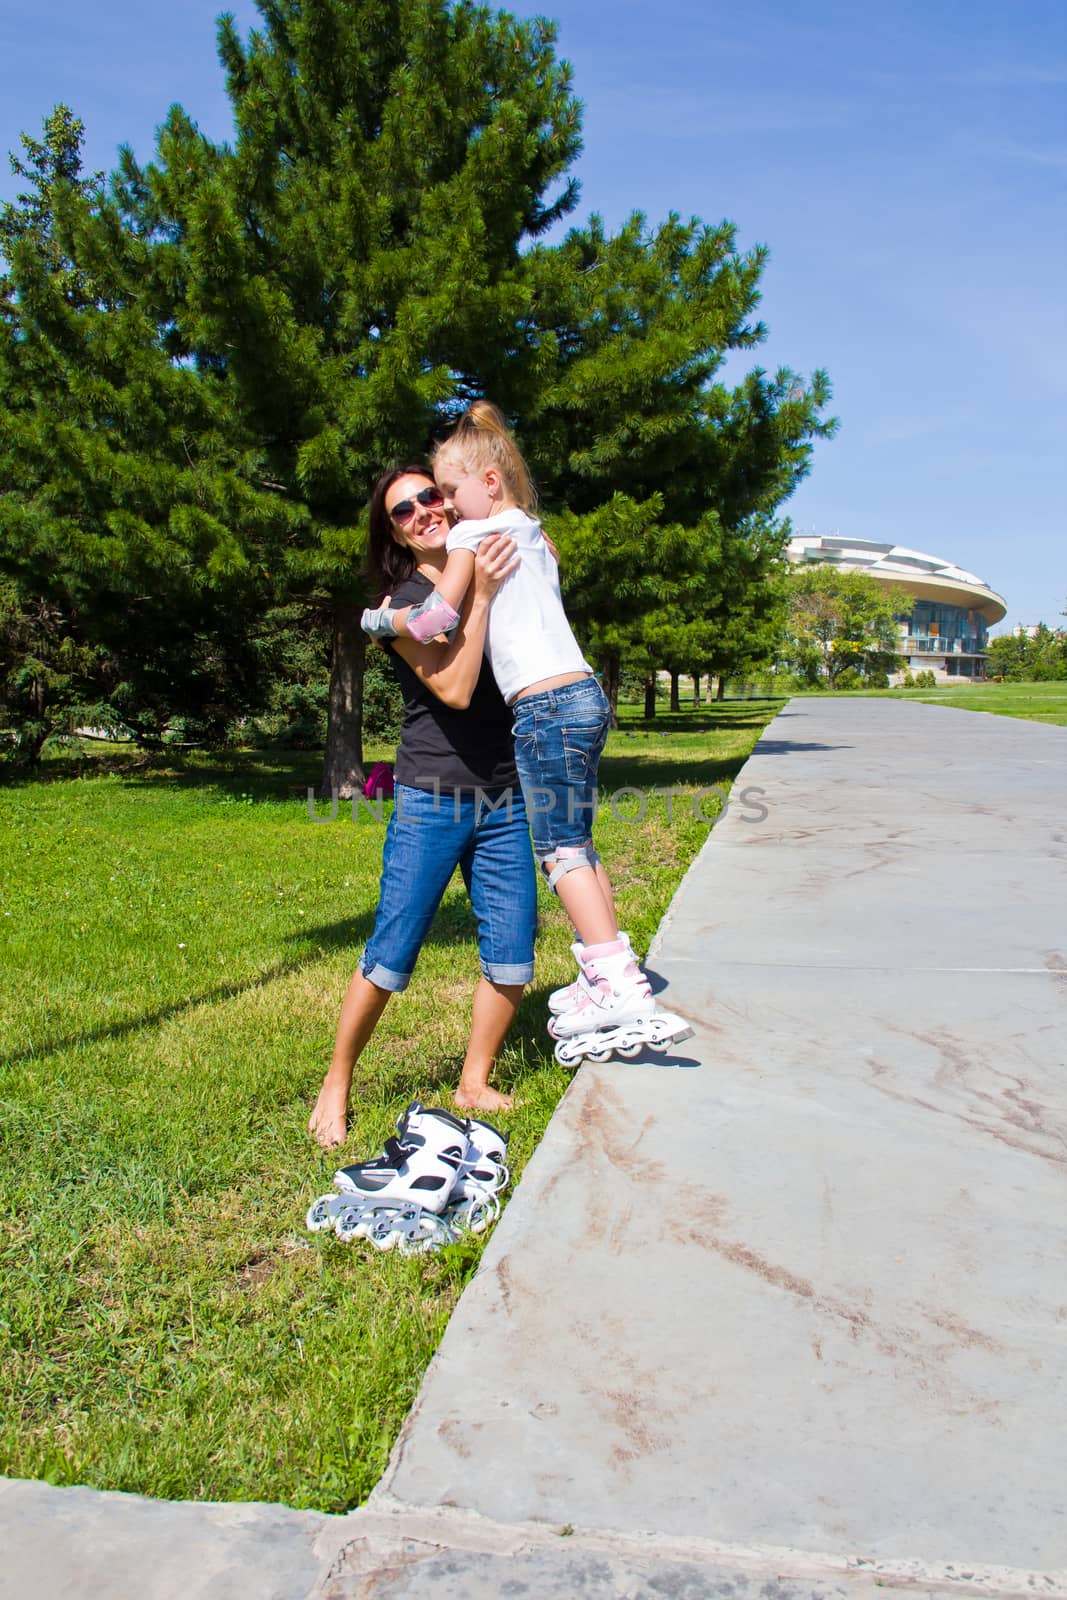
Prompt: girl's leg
<box><xmin>596</xmin><ymin>860</ymin><xmax>617</xmax><ymax>923</ymax></box>
<box><xmin>551</xmin><ymin>861</ymin><xmax>617</xmax><ymax>945</ymax></box>
<box><xmin>456</xmin><ymin>977</ymin><xmax>525</xmax><ymax>1113</ymax></box>
<box><xmin>539</xmin><ymin>688</ymin><xmax>618</xmax><ymax>944</ymax></box>
<box><xmin>308</xmin><ymin>971</ymin><xmax>392</xmax><ymax>1148</ymax></box>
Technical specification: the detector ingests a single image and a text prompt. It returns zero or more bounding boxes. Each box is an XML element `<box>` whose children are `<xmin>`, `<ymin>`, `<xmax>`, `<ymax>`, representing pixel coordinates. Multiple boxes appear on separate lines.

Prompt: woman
<box><xmin>308</xmin><ymin>467</ymin><xmax>536</xmax><ymax>1148</ymax></box>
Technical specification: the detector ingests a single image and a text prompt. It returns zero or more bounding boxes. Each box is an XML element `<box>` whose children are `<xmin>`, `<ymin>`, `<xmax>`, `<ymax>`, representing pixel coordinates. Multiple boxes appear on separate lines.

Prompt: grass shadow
<box><xmin>3</xmin><ymin>910</ymin><xmax>379</xmax><ymax>1069</ymax></box>
<box><xmin>615</xmin><ymin>701</ymin><xmax>783</xmax><ymax>736</ymax></box>
<box><xmin>598</xmin><ymin>747</ymin><xmax>752</xmax><ymax>792</ymax></box>
<box><xmin>3</xmin><ymin>744</ymin><xmax>325</xmax><ymax>805</ymax></box>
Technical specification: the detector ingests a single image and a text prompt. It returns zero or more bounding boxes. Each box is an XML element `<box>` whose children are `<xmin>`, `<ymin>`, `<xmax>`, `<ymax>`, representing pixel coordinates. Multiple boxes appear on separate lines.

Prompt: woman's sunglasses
<box><xmin>388</xmin><ymin>486</ymin><xmax>444</xmax><ymax>525</ymax></box>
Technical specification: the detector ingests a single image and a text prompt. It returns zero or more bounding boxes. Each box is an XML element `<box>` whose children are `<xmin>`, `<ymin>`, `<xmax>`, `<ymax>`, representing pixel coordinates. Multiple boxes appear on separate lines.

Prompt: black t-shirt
<box><xmin>383</xmin><ymin>571</ymin><xmax>518</xmax><ymax>794</ymax></box>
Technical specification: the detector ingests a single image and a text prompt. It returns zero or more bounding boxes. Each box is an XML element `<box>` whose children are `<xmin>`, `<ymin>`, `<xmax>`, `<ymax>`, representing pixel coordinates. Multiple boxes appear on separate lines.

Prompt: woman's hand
<box><xmin>472</xmin><ymin>533</ymin><xmax>519</xmax><ymax>601</ymax></box>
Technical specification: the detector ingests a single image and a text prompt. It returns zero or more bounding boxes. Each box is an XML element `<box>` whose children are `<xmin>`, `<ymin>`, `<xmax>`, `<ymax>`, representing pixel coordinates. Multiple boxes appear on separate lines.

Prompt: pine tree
<box><xmin>0</xmin><ymin>110</ymin><xmax>115</xmax><ymax>759</ymax></box>
<box><xmin>114</xmin><ymin>0</ymin><xmax>581</xmax><ymax>793</ymax></box>
<box><xmin>2</xmin><ymin>8</ymin><xmax>839</xmax><ymax>771</ymax></box>
<box><xmin>493</xmin><ymin>211</ymin><xmax>835</xmax><ymax>525</ymax></box>
<box><xmin>0</xmin><ymin>107</ymin><xmax>306</xmax><ymax>755</ymax></box>
<box><xmin>499</xmin><ymin>213</ymin><xmax>833</xmax><ymax>704</ymax></box>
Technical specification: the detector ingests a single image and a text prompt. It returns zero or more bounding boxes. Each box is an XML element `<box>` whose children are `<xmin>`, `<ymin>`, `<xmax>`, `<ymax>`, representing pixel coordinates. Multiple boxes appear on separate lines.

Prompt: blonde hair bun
<box><xmin>434</xmin><ymin>400</ymin><xmax>537</xmax><ymax>512</ymax></box>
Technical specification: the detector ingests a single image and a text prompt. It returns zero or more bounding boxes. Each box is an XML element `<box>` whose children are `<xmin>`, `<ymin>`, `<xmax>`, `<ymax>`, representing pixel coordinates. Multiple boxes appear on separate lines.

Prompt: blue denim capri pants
<box><xmin>359</xmin><ymin>783</ymin><xmax>536</xmax><ymax>992</ymax></box>
<box><xmin>511</xmin><ymin>675</ymin><xmax>610</xmax><ymax>861</ymax></box>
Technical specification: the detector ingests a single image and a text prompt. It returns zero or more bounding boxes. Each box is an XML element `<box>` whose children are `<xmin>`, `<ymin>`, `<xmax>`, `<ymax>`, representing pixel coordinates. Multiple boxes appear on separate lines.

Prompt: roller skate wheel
<box><xmin>396</xmin><ymin>1214</ymin><xmax>457</xmax><ymax>1255</ymax></box>
<box><xmin>615</xmin><ymin>1040</ymin><xmax>644</xmax><ymax>1059</ymax></box>
<box><xmin>446</xmin><ymin>1196</ymin><xmax>498</xmax><ymax>1236</ymax></box>
<box><xmin>395</xmin><ymin>1228</ymin><xmax>444</xmax><ymax>1257</ymax></box>
<box><xmin>306</xmin><ymin>1195</ymin><xmax>342</xmax><ymax>1232</ymax></box>
<box><xmin>363</xmin><ymin>1204</ymin><xmax>456</xmax><ymax>1256</ymax></box>
<box><xmin>650</xmin><ymin>1019</ymin><xmax>693</xmax><ymax>1052</ymax></box>
<box><xmin>334</xmin><ymin>1204</ymin><xmax>373</xmax><ymax>1243</ymax></box>
<box><xmin>341</xmin><ymin>1198</ymin><xmax>399</xmax><ymax>1244</ymax></box>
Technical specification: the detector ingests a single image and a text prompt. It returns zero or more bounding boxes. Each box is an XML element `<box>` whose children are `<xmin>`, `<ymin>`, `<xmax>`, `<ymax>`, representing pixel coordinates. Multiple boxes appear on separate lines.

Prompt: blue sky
<box><xmin>2</xmin><ymin>0</ymin><xmax>1064</xmax><ymax>629</ymax></box>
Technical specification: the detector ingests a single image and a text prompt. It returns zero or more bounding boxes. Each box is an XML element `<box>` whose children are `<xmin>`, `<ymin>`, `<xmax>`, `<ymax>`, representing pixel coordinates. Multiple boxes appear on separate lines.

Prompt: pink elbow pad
<box><xmin>406</xmin><ymin>591</ymin><xmax>461</xmax><ymax>643</ymax></box>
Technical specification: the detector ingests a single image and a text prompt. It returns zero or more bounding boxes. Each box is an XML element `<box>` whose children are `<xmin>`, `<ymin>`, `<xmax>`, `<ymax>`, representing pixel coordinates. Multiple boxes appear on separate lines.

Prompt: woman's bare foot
<box><xmin>308</xmin><ymin>1075</ymin><xmax>350</xmax><ymax>1148</ymax></box>
<box><xmin>454</xmin><ymin>1082</ymin><xmax>513</xmax><ymax>1114</ymax></box>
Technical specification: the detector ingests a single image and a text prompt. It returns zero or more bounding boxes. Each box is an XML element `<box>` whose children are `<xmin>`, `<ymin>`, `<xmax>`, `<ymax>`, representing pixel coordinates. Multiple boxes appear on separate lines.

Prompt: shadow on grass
<box><xmin>1</xmin><ymin>911</ymin><xmax>377</xmax><ymax>1069</ymax></box>
<box><xmin>3</xmin><ymin>745</ymin><xmax>324</xmax><ymax>804</ymax></box>
<box><xmin>615</xmin><ymin>702</ymin><xmax>782</xmax><ymax>736</ymax></box>
<box><xmin>371</xmin><ymin>985</ymin><xmax>560</xmax><ymax>1104</ymax></box>
<box><xmin>372</xmin><ymin>970</ymin><xmax>704</xmax><ymax>1104</ymax></box>
<box><xmin>598</xmin><ymin>747</ymin><xmax>751</xmax><ymax>792</ymax></box>
<box><xmin>3</xmin><ymin>895</ymin><xmax>530</xmax><ymax>1072</ymax></box>
<box><xmin>10</xmin><ymin>702</ymin><xmax>786</xmax><ymax>802</ymax></box>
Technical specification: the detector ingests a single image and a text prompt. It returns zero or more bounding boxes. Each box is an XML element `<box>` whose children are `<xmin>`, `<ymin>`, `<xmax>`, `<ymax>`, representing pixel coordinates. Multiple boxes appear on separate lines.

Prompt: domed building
<box><xmin>785</xmin><ymin>535</ymin><xmax>1007</xmax><ymax>683</ymax></box>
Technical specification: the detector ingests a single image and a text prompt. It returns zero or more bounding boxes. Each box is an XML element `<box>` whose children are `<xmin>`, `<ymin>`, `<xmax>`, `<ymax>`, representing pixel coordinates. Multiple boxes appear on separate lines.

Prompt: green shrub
<box><xmin>363</xmin><ymin>657</ymin><xmax>405</xmax><ymax>741</ymax></box>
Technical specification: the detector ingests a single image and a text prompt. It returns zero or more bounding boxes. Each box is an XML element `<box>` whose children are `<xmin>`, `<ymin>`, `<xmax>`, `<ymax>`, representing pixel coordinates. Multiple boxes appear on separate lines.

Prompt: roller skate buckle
<box><xmin>552</xmin><ymin>1009</ymin><xmax>693</xmax><ymax>1068</ymax></box>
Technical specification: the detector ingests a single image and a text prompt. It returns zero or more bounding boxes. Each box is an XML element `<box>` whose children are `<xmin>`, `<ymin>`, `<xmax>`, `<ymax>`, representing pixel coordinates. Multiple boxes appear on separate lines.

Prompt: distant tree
<box><xmin>627</xmin><ymin>519</ymin><xmax>788</xmax><ymax>708</ymax></box>
<box><xmin>781</xmin><ymin>567</ymin><xmax>902</xmax><ymax>688</ymax></box>
<box><xmin>546</xmin><ymin>494</ymin><xmax>676</xmax><ymax>718</ymax></box>
<box><xmin>986</xmin><ymin>631</ymin><xmax>1032</xmax><ymax>681</ymax></box>
<box><xmin>695</xmin><ymin>519</ymin><xmax>789</xmax><ymax>697</ymax></box>
<box><xmin>987</xmin><ymin>624</ymin><xmax>1067</xmax><ymax>682</ymax></box>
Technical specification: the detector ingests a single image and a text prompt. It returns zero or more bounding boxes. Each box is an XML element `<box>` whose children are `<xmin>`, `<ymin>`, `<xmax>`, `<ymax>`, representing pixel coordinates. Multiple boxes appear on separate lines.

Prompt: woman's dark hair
<box><xmin>365</xmin><ymin>465</ymin><xmax>436</xmax><ymax>599</ymax></box>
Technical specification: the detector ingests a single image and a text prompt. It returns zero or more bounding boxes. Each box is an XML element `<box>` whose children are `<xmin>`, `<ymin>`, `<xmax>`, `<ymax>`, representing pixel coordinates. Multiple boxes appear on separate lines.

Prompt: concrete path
<box><xmin>4</xmin><ymin>698</ymin><xmax>1066</xmax><ymax>1598</ymax></box>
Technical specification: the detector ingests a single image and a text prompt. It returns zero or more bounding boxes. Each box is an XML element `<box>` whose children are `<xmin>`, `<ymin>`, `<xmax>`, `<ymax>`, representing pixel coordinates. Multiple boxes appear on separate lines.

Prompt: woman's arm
<box><xmin>388</xmin><ymin>535</ymin><xmax>515</xmax><ymax>709</ymax></box>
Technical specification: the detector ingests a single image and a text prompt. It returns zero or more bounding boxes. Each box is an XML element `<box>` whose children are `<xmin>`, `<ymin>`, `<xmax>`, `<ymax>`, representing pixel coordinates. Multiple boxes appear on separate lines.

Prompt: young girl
<box><xmin>362</xmin><ymin>403</ymin><xmax>687</xmax><ymax>1058</ymax></box>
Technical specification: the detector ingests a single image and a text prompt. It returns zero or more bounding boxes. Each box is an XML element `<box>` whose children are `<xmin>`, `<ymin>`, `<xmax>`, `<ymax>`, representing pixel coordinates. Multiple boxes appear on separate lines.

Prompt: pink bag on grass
<box><xmin>363</xmin><ymin>761</ymin><xmax>395</xmax><ymax>800</ymax></box>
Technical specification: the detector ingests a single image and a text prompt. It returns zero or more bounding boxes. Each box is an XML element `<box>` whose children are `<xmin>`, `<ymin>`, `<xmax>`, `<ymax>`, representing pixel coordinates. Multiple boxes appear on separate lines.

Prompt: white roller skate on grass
<box><xmin>305</xmin><ymin>1102</ymin><xmax>510</xmax><ymax>1255</ymax></box>
<box><xmin>548</xmin><ymin>943</ymin><xmax>692</xmax><ymax>1068</ymax></box>
<box><xmin>445</xmin><ymin>1114</ymin><xmax>510</xmax><ymax>1235</ymax></box>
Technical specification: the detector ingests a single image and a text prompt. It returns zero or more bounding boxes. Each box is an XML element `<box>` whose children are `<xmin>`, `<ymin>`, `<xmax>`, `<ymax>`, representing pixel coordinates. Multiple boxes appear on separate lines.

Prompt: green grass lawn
<box><xmin>0</xmin><ymin>700</ymin><xmax>779</xmax><ymax>1511</ymax></box>
<box><xmin>844</xmin><ymin>680</ymin><xmax>1067</xmax><ymax>726</ymax></box>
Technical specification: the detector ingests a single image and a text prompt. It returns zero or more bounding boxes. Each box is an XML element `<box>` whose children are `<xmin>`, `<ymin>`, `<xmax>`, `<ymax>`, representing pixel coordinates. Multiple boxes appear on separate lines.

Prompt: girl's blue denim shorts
<box><xmin>359</xmin><ymin>783</ymin><xmax>536</xmax><ymax>992</ymax></box>
<box><xmin>511</xmin><ymin>675</ymin><xmax>610</xmax><ymax>857</ymax></box>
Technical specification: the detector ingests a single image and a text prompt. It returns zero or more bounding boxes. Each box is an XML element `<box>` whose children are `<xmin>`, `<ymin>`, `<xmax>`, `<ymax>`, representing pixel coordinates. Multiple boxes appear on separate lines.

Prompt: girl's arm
<box><xmin>388</xmin><ymin>537</ymin><xmax>513</xmax><ymax>709</ymax></box>
<box><xmin>366</xmin><ymin>548</ymin><xmax>476</xmax><ymax>645</ymax></box>
<box><xmin>389</xmin><ymin>548</ymin><xmax>475</xmax><ymax>640</ymax></box>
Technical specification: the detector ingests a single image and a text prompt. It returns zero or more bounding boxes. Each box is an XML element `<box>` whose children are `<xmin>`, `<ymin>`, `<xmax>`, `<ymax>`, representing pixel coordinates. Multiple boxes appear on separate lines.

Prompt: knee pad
<box><xmin>538</xmin><ymin>843</ymin><xmax>599</xmax><ymax>893</ymax></box>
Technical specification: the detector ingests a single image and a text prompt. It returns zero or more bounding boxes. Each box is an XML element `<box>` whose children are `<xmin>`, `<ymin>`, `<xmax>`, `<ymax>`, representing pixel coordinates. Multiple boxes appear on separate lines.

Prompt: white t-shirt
<box><xmin>445</xmin><ymin>509</ymin><xmax>592</xmax><ymax>704</ymax></box>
